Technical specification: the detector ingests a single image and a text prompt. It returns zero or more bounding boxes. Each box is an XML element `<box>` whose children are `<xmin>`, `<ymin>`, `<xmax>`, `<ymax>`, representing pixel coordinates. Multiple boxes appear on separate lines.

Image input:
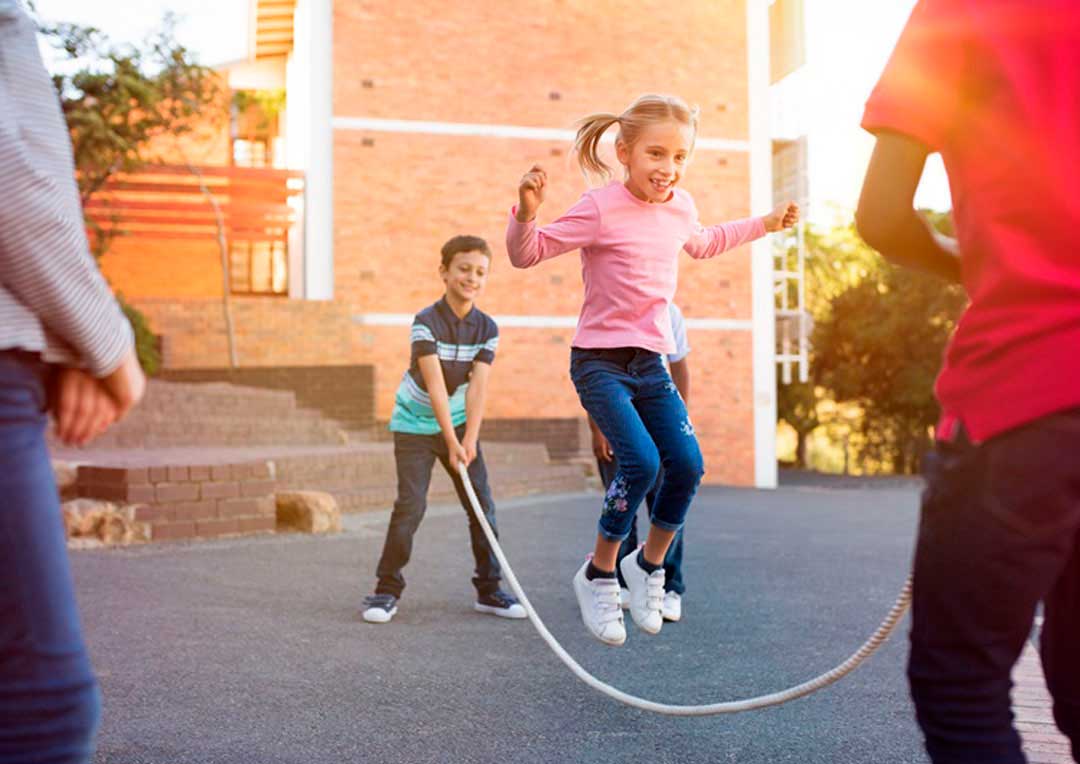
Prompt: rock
<box><xmin>61</xmin><ymin>498</ymin><xmax>148</xmax><ymax>546</ymax></box>
<box><xmin>276</xmin><ymin>491</ymin><xmax>341</xmax><ymax>534</ymax></box>
<box><xmin>52</xmin><ymin>460</ymin><xmax>80</xmax><ymax>500</ymax></box>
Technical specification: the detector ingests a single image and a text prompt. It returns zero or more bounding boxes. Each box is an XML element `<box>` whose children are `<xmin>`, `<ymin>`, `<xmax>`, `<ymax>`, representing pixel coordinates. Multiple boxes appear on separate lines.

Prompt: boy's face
<box><xmin>439</xmin><ymin>249</ymin><xmax>490</xmax><ymax>302</ymax></box>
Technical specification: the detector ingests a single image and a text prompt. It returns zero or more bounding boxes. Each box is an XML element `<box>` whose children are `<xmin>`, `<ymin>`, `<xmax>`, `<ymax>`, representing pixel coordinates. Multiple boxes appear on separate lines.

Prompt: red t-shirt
<box><xmin>862</xmin><ymin>0</ymin><xmax>1080</xmax><ymax>442</ymax></box>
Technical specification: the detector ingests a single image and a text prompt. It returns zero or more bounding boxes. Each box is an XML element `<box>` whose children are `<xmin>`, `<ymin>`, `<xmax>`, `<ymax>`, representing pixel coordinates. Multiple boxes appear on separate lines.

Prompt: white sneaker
<box><xmin>572</xmin><ymin>560</ymin><xmax>626</xmax><ymax>646</ymax></box>
<box><xmin>662</xmin><ymin>591</ymin><xmax>682</xmax><ymax>622</ymax></box>
<box><xmin>619</xmin><ymin>553</ymin><xmax>664</xmax><ymax>634</ymax></box>
<box><xmin>619</xmin><ymin>588</ymin><xmax>630</xmax><ymax>610</ymax></box>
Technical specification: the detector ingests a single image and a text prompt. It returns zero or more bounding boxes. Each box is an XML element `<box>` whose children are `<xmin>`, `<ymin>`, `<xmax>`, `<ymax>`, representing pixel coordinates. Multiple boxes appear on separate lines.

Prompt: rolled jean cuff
<box><xmin>597</xmin><ymin>520</ymin><xmax>633</xmax><ymax>543</ymax></box>
<box><xmin>650</xmin><ymin>517</ymin><xmax>685</xmax><ymax>533</ymax></box>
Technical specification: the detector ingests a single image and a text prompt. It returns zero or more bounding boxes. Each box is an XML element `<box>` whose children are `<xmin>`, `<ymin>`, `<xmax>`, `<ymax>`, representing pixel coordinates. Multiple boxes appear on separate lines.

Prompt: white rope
<box><xmin>457</xmin><ymin>461</ymin><xmax>913</xmax><ymax>716</ymax></box>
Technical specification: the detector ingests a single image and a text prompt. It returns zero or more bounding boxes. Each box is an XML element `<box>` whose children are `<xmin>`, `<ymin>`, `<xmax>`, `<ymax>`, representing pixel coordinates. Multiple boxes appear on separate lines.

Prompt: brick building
<box><xmin>97</xmin><ymin>0</ymin><xmax>802</xmax><ymax>487</ymax></box>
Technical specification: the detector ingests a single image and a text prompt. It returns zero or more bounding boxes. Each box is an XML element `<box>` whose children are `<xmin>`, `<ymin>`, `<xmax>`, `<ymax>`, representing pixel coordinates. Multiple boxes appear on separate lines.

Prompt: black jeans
<box><xmin>910</xmin><ymin>409</ymin><xmax>1080</xmax><ymax>763</ymax></box>
<box><xmin>374</xmin><ymin>425</ymin><xmax>502</xmax><ymax>598</ymax></box>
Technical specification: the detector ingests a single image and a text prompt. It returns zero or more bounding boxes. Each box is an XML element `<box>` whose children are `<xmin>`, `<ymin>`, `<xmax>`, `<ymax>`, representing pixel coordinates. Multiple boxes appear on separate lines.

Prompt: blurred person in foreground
<box><xmin>1</xmin><ymin>2</ymin><xmax>146</xmax><ymax>761</ymax></box>
<box><xmin>857</xmin><ymin>2</ymin><xmax>1080</xmax><ymax>761</ymax></box>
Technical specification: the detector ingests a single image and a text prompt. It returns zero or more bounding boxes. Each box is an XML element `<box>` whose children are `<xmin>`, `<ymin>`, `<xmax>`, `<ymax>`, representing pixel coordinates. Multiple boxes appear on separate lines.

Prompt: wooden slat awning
<box><xmin>85</xmin><ymin>165</ymin><xmax>304</xmax><ymax>244</ymax></box>
<box><xmin>252</xmin><ymin>0</ymin><xmax>297</xmax><ymax>60</ymax></box>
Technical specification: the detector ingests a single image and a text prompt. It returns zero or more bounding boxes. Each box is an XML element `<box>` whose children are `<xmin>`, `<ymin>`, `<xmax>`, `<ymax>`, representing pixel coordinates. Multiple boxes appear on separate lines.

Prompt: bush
<box><xmin>118</xmin><ymin>295</ymin><xmax>161</xmax><ymax>376</ymax></box>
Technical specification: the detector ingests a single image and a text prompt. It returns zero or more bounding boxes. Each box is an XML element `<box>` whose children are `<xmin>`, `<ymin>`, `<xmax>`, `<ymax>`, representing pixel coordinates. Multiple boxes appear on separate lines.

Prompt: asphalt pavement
<box><xmin>74</xmin><ymin>476</ymin><xmax>928</xmax><ymax>764</ymax></box>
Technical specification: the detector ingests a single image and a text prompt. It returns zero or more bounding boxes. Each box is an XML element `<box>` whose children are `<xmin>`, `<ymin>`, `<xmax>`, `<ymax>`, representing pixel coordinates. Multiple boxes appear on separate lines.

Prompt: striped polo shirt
<box><xmin>388</xmin><ymin>297</ymin><xmax>499</xmax><ymax>435</ymax></box>
<box><xmin>0</xmin><ymin>3</ymin><xmax>134</xmax><ymax>375</ymax></box>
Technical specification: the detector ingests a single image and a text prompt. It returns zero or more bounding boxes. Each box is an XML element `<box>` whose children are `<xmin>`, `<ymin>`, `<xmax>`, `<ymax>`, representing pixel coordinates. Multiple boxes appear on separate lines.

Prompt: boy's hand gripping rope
<box><xmin>456</xmin><ymin>461</ymin><xmax>913</xmax><ymax>716</ymax></box>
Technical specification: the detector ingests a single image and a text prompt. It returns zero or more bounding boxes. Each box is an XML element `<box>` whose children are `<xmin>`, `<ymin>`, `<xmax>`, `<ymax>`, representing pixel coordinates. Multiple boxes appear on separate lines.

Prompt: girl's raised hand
<box><xmin>516</xmin><ymin>164</ymin><xmax>547</xmax><ymax>222</ymax></box>
<box><xmin>763</xmin><ymin>201</ymin><xmax>800</xmax><ymax>232</ymax></box>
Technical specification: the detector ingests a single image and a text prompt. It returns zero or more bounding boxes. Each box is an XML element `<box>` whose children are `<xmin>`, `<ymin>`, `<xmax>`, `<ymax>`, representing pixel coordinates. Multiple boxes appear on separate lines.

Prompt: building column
<box><xmin>748</xmin><ymin>0</ymin><xmax>778</xmax><ymax>488</ymax></box>
<box><xmin>294</xmin><ymin>0</ymin><xmax>334</xmax><ymax>301</ymax></box>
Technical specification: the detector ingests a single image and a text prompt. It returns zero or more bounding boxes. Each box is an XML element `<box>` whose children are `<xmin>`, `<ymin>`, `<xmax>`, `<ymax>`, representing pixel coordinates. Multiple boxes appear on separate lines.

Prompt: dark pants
<box><xmin>0</xmin><ymin>352</ymin><xmax>101</xmax><ymax>764</ymax></box>
<box><xmin>596</xmin><ymin>457</ymin><xmax>685</xmax><ymax>594</ymax></box>
<box><xmin>569</xmin><ymin>347</ymin><xmax>704</xmax><ymax>542</ymax></box>
<box><xmin>910</xmin><ymin>410</ymin><xmax>1080</xmax><ymax>763</ymax></box>
<box><xmin>374</xmin><ymin>425</ymin><xmax>502</xmax><ymax>598</ymax></box>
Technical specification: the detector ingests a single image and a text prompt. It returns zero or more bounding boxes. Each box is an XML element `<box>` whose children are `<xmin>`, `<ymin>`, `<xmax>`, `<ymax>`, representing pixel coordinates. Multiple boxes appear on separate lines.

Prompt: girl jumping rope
<box><xmin>506</xmin><ymin>94</ymin><xmax>798</xmax><ymax>646</ymax></box>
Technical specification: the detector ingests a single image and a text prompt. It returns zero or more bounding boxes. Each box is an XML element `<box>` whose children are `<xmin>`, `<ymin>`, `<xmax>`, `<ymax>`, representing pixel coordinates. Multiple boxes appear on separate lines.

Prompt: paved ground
<box><xmin>70</xmin><ymin>476</ymin><xmax>1065</xmax><ymax>764</ymax></box>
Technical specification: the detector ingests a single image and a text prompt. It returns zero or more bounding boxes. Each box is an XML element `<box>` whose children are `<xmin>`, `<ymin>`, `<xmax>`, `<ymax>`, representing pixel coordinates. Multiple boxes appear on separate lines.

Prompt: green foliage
<box><xmin>775</xmin><ymin>223</ymin><xmax>882</xmax><ymax>467</ymax></box>
<box><xmin>777</xmin><ymin>216</ymin><xmax>967</xmax><ymax>474</ymax></box>
<box><xmin>232</xmin><ymin>88</ymin><xmax>286</xmax><ymax>130</ymax></box>
<box><xmin>812</xmin><ymin>262</ymin><xmax>966</xmax><ymax>473</ymax></box>
<box><xmin>41</xmin><ymin>14</ymin><xmax>222</xmax><ymax>209</ymax></box>
<box><xmin>35</xmin><ymin>13</ymin><xmax>222</xmax><ymax>374</ymax></box>
<box><xmin>117</xmin><ymin>294</ymin><xmax>161</xmax><ymax>376</ymax></box>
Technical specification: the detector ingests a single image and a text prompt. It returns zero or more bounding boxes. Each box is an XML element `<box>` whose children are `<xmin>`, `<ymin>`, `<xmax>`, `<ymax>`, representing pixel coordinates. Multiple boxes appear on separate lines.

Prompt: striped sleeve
<box><xmin>474</xmin><ymin>318</ymin><xmax>499</xmax><ymax>365</ymax></box>
<box><xmin>409</xmin><ymin>316</ymin><xmax>437</xmax><ymax>359</ymax></box>
<box><xmin>0</xmin><ymin>8</ymin><xmax>133</xmax><ymax>376</ymax></box>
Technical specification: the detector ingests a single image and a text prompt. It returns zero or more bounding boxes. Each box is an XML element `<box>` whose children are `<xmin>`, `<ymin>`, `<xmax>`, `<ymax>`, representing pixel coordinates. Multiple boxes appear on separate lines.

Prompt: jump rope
<box><xmin>456</xmin><ymin>461</ymin><xmax>913</xmax><ymax>716</ymax></box>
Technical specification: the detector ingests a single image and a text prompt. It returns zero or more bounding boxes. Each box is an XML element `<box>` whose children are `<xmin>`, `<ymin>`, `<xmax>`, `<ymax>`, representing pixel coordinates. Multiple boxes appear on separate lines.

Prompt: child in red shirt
<box><xmin>857</xmin><ymin>2</ymin><xmax>1080</xmax><ymax>762</ymax></box>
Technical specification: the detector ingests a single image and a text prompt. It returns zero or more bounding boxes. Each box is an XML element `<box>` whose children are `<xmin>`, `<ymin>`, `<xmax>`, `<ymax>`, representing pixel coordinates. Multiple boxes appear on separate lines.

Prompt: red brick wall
<box><xmin>115</xmin><ymin>1</ymin><xmax>759</xmax><ymax>485</ymax></box>
<box><xmin>335</xmin><ymin>1</ymin><xmax>748</xmax><ymax>138</ymax></box>
<box><xmin>332</xmin><ymin>0</ymin><xmax>758</xmax><ymax>484</ymax></box>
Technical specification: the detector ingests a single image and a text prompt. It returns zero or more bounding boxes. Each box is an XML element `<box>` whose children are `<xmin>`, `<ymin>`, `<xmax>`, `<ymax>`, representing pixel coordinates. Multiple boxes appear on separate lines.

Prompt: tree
<box><xmin>775</xmin><ymin>223</ymin><xmax>881</xmax><ymax>467</ymax></box>
<box><xmin>810</xmin><ymin>215</ymin><xmax>966</xmax><ymax>474</ymax></box>
<box><xmin>38</xmin><ymin>14</ymin><xmax>224</xmax><ymax>373</ymax></box>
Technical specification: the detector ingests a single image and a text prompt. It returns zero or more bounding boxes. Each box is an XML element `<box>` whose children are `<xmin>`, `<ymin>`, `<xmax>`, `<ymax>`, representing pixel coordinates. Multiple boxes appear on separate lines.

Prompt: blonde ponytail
<box><xmin>571</xmin><ymin>95</ymin><xmax>700</xmax><ymax>182</ymax></box>
<box><xmin>573</xmin><ymin>113</ymin><xmax>621</xmax><ymax>181</ymax></box>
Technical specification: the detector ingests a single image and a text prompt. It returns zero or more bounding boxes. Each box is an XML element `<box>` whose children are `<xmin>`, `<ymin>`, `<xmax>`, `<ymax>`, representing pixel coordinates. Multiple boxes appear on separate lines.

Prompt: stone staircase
<box><xmin>52</xmin><ymin>380</ymin><xmax>590</xmax><ymax>542</ymax></box>
<box><xmin>49</xmin><ymin>381</ymin><xmax>349</xmax><ymax>449</ymax></box>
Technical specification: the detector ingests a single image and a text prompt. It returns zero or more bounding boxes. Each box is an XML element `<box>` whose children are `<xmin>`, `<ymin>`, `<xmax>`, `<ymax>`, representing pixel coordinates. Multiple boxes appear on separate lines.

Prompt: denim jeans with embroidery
<box><xmin>570</xmin><ymin>347</ymin><xmax>704</xmax><ymax>542</ymax></box>
<box><xmin>596</xmin><ymin>457</ymin><xmax>686</xmax><ymax>593</ymax></box>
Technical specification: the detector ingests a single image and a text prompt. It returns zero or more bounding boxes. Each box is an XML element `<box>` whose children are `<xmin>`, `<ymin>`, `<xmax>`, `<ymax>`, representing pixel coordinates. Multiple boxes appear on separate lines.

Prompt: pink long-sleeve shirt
<box><xmin>506</xmin><ymin>180</ymin><xmax>766</xmax><ymax>354</ymax></box>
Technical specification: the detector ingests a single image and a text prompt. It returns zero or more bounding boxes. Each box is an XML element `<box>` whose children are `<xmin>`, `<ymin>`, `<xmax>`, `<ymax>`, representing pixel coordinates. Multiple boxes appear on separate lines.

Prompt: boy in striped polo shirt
<box><xmin>362</xmin><ymin>235</ymin><xmax>526</xmax><ymax>624</ymax></box>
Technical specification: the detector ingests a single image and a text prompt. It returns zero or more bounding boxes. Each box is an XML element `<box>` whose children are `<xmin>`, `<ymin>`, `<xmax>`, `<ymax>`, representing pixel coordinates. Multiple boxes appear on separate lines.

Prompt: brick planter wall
<box><xmin>76</xmin><ymin>462</ymin><xmax>278</xmax><ymax>541</ymax></box>
<box><xmin>373</xmin><ymin>416</ymin><xmax>589</xmax><ymax>462</ymax></box>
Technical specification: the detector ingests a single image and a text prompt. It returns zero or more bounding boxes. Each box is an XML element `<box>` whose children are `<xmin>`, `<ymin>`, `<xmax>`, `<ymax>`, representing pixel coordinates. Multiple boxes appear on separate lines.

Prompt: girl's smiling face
<box><xmin>616</xmin><ymin>120</ymin><xmax>694</xmax><ymax>203</ymax></box>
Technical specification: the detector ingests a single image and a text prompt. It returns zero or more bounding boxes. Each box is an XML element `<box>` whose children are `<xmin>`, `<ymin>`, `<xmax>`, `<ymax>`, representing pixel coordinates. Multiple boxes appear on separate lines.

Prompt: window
<box><xmin>233</xmin><ymin>138</ymin><xmax>269</xmax><ymax>168</ymax></box>
<box><xmin>229</xmin><ymin>240</ymin><xmax>288</xmax><ymax>295</ymax></box>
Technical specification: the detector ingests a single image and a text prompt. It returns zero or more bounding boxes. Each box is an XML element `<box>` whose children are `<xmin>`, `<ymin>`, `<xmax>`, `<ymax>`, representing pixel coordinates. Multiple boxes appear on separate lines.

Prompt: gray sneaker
<box><xmin>361</xmin><ymin>593</ymin><xmax>398</xmax><ymax>624</ymax></box>
<box><xmin>475</xmin><ymin>590</ymin><xmax>527</xmax><ymax>619</ymax></box>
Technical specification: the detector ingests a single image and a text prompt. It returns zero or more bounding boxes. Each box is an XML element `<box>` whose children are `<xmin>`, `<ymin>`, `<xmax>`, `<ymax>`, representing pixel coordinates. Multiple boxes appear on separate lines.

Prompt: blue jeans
<box><xmin>374</xmin><ymin>425</ymin><xmax>503</xmax><ymax>598</ymax></box>
<box><xmin>0</xmin><ymin>352</ymin><xmax>100</xmax><ymax>763</ymax></box>
<box><xmin>570</xmin><ymin>347</ymin><xmax>704</xmax><ymax>543</ymax></box>
<box><xmin>596</xmin><ymin>457</ymin><xmax>685</xmax><ymax>594</ymax></box>
<box><xmin>910</xmin><ymin>412</ymin><xmax>1080</xmax><ymax>763</ymax></box>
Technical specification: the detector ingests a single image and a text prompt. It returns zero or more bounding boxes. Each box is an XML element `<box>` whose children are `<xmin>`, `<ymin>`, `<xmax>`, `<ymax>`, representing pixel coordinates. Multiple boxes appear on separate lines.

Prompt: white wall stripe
<box><xmin>353</xmin><ymin>313</ymin><xmax>753</xmax><ymax>331</ymax></box>
<box><xmin>332</xmin><ymin>116</ymin><xmax>751</xmax><ymax>153</ymax></box>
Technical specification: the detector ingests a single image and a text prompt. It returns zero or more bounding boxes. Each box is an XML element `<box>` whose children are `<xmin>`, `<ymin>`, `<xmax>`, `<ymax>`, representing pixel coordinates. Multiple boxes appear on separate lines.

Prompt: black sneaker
<box><xmin>474</xmin><ymin>590</ymin><xmax>527</xmax><ymax>619</ymax></box>
<box><xmin>362</xmin><ymin>593</ymin><xmax>398</xmax><ymax>623</ymax></box>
